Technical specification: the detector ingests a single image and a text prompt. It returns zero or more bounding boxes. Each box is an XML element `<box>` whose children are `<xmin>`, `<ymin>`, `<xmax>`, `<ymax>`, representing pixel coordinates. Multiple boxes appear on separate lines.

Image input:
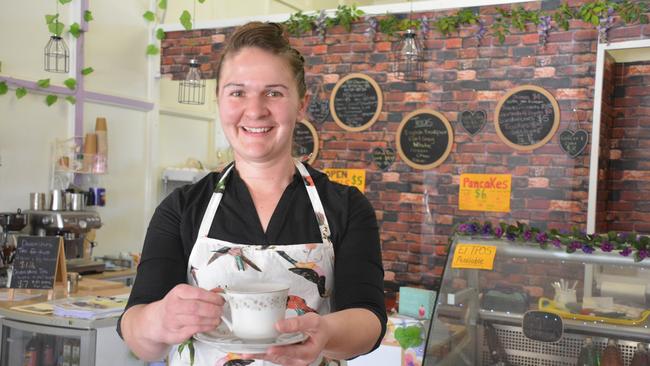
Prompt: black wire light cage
<box><xmin>44</xmin><ymin>35</ymin><xmax>69</xmax><ymax>73</ymax></box>
<box><xmin>178</xmin><ymin>59</ymin><xmax>206</xmax><ymax>105</ymax></box>
<box><xmin>394</xmin><ymin>29</ymin><xmax>425</xmax><ymax>82</ymax></box>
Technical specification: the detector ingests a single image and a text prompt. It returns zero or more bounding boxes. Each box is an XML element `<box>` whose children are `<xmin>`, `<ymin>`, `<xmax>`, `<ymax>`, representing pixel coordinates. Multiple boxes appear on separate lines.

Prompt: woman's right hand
<box><xmin>143</xmin><ymin>284</ymin><xmax>225</xmax><ymax>345</ymax></box>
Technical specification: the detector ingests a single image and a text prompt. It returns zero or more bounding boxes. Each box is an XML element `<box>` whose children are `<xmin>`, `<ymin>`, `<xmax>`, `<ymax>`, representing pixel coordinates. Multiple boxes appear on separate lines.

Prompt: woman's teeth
<box><xmin>243</xmin><ymin>126</ymin><xmax>271</xmax><ymax>133</ymax></box>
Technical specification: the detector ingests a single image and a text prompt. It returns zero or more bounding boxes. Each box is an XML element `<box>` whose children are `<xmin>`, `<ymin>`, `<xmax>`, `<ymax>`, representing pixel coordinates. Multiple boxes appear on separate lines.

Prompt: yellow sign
<box><xmin>459</xmin><ymin>173</ymin><xmax>511</xmax><ymax>212</ymax></box>
<box><xmin>451</xmin><ymin>244</ymin><xmax>497</xmax><ymax>270</ymax></box>
<box><xmin>323</xmin><ymin>168</ymin><xmax>366</xmax><ymax>192</ymax></box>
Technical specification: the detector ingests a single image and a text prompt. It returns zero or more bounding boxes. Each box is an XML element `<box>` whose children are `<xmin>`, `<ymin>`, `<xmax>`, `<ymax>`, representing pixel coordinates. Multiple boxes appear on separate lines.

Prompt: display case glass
<box><xmin>423</xmin><ymin>236</ymin><xmax>650</xmax><ymax>366</ymax></box>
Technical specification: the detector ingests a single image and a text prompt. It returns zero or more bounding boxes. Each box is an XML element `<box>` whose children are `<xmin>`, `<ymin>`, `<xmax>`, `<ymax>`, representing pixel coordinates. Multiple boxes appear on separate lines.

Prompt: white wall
<box><xmin>0</xmin><ymin>0</ymin><xmax>155</xmax><ymax>257</ymax></box>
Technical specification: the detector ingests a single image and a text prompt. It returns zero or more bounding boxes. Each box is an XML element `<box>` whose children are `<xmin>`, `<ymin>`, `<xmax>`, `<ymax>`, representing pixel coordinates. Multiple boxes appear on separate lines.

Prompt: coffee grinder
<box><xmin>26</xmin><ymin>210</ymin><xmax>105</xmax><ymax>274</ymax></box>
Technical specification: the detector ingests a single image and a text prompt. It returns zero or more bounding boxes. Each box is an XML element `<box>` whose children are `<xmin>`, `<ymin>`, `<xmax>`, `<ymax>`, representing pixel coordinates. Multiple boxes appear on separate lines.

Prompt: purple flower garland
<box><xmin>454</xmin><ymin>221</ymin><xmax>649</xmax><ymax>262</ymax></box>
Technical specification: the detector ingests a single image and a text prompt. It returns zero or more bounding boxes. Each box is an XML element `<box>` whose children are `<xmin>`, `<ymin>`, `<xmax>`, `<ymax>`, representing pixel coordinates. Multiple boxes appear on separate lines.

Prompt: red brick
<box><xmin>445</xmin><ymin>38</ymin><xmax>462</xmax><ymax>49</ymax></box>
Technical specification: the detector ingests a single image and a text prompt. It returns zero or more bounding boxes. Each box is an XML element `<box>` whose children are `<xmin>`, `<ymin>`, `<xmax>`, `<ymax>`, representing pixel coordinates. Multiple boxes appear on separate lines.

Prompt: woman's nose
<box><xmin>244</xmin><ymin>97</ymin><xmax>270</xmax><ymax>119</ymax></box>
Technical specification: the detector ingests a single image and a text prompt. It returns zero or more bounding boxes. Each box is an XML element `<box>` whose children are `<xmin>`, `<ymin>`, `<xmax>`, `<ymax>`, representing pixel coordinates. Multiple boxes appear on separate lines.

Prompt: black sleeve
<box><xmin>332</xmin><ymin>186</ymin><xmax>387</xmax><ymax>353</ymax></box>
<box><xmin>116</xmin><ymin>188</ymin><xmax>190</xmax><ymax>338</ymax></box>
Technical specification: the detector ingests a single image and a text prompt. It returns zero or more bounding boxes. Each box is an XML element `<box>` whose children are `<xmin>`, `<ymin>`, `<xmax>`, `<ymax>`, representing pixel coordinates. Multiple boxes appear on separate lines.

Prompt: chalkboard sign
<box><xmin>292</xmin><ymin>119</ymin><xmax>319</xmax><ymax>164</ymax></box>
<box><xmin>330</xmin><ymin>73</ymin><xmax>383</xmax><ymax>132</ymax></box>
<box><xmin>397</xmin><ymin>109</ymin><xmax>454</xmax><ymax>170</ymax></box>
<box><xmin>522</xmin><ymin>311</ymin><xmax>563</xmax><ymax>343</ymax></box>
<box><xmin>495</xmin><ymin>85</ymin><xmax>560</xmax><ymax>151</ymax></box>
<box><xmin>10</xmin><ymin>236</ymin><xmax>66</xmax><ymax>290</ymax></box>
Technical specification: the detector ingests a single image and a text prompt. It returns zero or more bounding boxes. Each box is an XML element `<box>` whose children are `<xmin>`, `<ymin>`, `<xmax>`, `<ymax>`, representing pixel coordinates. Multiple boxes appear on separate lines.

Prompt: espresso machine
<box><xmin>0</xmin><ymin>210</ymin><xmax>30</xmax><ymax>286</ymax></box>
<box><xmin>25</xmin><ymin>210</ymin><xmax>105</xmax><ymax>274</ymax></box>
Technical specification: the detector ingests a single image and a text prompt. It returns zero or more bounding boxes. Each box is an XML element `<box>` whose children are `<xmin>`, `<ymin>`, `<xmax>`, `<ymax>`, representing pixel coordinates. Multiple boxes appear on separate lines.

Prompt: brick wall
<box><xmin>161</xmin><ymin>1</ymin><xmax>650</xmax><ymax>290</ymax></box>
<box><xmin>595</xmin><ymin>53</ymin><xmax>616</xmax><ymax>233</ymax></box>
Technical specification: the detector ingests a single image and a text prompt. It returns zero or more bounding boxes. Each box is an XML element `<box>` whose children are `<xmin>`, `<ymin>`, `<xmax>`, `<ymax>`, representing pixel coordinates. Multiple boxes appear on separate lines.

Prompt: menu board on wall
<box><xmin>292</xmin><ymin>119</ymin><xmax>319</xmax><ymax>164</ymax></box>
<box><xmin>396</xmin><ymin>109</ymin><xmax>453</xmax><ymax>170</ymax></box>
<box><xmin>494</xmin><ymin>85</ymin><xmax>560</xmax><ymax>151</ymax></box>
<box><xmin>330</xmin><ymin>73</ymin><xmax>383</xmax><ymax>132</ymax></box>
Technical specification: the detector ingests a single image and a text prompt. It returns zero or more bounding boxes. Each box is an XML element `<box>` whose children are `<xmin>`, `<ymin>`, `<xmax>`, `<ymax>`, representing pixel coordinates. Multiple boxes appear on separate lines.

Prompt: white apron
<box><xmin>171</xmin><ymin>160</ymin><xmax>336</xmax><ymax>366</ymax></box>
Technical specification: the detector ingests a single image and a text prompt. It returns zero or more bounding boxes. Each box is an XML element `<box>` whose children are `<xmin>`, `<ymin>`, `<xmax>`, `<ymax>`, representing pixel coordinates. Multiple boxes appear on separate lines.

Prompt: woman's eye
<box><xmin>266</xmin><ymin>90</ymin><xmax>283</xmax><ymax>97</ymax></box>
<box><xmin>230</xmin><ymin>90</ymin><xmax>243</xmax><ymax>97</ymax></box>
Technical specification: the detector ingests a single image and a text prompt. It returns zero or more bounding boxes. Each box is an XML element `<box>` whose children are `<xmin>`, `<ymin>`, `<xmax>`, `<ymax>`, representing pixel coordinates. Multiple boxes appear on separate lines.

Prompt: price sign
<box><xmin>323</xmin><ymin>168</ymin><xmax>366</xmax><ymax>192</ymax></box>
<box><xmin>459</xmin><ymin>173</ymin><xmax>511</xmax><ymax>212</ymax></box>
<box><xmin>451</xmin><ymin>244</ymin><xmax>497</xmax><ymax>270</ymax></box>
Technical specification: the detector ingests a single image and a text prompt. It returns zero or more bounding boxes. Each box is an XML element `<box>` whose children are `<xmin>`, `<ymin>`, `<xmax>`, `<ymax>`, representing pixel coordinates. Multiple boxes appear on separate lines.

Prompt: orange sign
<box><xmin>323</xmin><ymin>168</ymin><xmax>365</xmax><ymax>192</ymax></box>
<box><xmin>451</xmin><ymin>244</ymin><xmax>497</xmax><ymax>270</ymax></box>
<box><xmin>459</xmin><ymin>173</ymin><xmax>511</xmax><ymax>212</ymax></box>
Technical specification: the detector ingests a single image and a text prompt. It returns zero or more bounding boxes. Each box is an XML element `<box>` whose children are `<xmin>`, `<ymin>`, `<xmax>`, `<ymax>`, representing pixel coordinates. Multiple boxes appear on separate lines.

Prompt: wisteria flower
<box><xmin>552</xmin><ymin>238</ymin><xmax>562</xmax><ymax>248</ymax></box>
<box><xmin>482</xmin><ymin>223</ymin><xmax>492</xmax><ymax>235</ymax></box>
<box><xmin>506</xmin><ymin>232</ymin><xmax>517</xmax><ymax>241</ymax></box>
<box><xmin>570</xmin><ymin>241</ymin><xmax>582</xmax><ymax>251</ymax></box>
<box><xmin>494</xmin><ymin>227</ymin><xmax>504</xmax><ymax>238</ymax></box>
<box><xmin>582</xmin><ymin>245</ymin><xmax>595</xmax><ymax>254</ymax></box>
<box><xmin>600</xmin><ymin>241</ymin><xmax>614</xmax><ymax>252</ymax></box>
<box><xmin>638</xmin><ymin>249</ymin><xmax>648</xmax><ymax>260</ymax></box>
<box><xmin>536</xmin><ymin>232</ymin><xmax>548</xmax><ymax>244</ymax></box>
<box><xmin>619</xmin><ymin>247</ymin><xmax>632</xmax><ymax>257</ymax></box>
<box><xmin>458</xmin><ymin>224</ymin><xmax>469</xmax><ymax>233</ymax></box>
<box><xmin>523</xmin><ymin>230</ymin><xmax>533</xmax><ymax>241</ymax></box>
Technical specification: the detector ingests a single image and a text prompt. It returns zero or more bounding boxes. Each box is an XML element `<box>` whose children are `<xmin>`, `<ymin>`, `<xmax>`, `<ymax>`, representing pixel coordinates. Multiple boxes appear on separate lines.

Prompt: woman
<box><xmin>119</xmin><ymin>22</ymin><xmax>386</xmax><ymax>366</ymax></box>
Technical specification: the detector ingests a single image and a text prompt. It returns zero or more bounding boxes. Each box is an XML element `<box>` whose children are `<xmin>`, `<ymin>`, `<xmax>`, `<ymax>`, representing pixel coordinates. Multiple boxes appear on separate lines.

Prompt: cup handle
<box><xmin>217</xmin><ymin>292</ymin><xmax>233</xmax><ymax>332</ymax></box>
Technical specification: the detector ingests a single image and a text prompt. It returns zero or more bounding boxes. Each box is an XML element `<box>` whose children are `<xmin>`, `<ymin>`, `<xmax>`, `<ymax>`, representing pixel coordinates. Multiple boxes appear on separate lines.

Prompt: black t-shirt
<box><xmin>120</xmin><ymin>163</ymin><xmax>387</xmax><ymax>348</ymax></box>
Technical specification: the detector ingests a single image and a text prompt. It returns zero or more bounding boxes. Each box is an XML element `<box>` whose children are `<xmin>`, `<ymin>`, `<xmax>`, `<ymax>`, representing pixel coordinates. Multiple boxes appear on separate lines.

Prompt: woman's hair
<box><xmin>216</xmin><ymin>22</ymin><xmax>306</xmax><ymax>98</ymax></box>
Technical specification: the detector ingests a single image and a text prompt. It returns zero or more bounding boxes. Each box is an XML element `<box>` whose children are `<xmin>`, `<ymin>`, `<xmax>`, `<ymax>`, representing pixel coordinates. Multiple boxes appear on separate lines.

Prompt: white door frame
<box><xmin>586</xmin><ymin>39</ymin><xmax>650</xmax><ymax>234</ymax></box>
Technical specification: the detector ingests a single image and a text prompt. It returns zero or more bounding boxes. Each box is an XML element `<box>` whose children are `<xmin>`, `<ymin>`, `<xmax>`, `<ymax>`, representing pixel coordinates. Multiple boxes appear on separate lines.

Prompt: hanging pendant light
<box><xmin>394</xmin><ymin>0</ymin><xmax>424</xmax><ymax>82</ymax></box>
<box><xmin>44</xmin><ymin>1</ymin><xmax>69</xmax><ymax>73</ymax></box>
<box><xmin>44</xmin><ymin>36</ymin><xmax>70</xmax><ymax>73</ymax></box>
<box><xmin>394</xmin><ymin>28</ymin><xmax>424</xmax><ymax>81</ymax></box>
<box><xmin>178</xmin><ymin>59</ymin><xmax>206</xmax><ymax>105</ymax></box>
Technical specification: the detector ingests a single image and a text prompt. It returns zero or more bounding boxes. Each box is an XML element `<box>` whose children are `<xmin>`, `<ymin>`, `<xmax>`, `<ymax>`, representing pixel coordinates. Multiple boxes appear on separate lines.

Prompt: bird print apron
<box><xmin>171</xmin><ymin>160</ymin><xmax>336</xmax><ymax>366</ymax></box>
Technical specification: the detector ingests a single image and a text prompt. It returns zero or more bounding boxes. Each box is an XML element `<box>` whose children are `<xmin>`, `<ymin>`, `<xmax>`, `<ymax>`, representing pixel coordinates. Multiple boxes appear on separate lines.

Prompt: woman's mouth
<box><xmin>242</xmin><ymin>126</ymin><xmax>272</xmax><ymax>134</ymax></box>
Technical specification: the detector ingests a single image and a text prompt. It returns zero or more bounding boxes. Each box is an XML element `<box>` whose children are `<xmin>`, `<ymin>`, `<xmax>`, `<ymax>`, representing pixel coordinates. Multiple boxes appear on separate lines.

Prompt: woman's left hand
<box><xmin>241</xmin><ymin>312</ymin><xmax>330</xmax><ymax>366</ymax></box>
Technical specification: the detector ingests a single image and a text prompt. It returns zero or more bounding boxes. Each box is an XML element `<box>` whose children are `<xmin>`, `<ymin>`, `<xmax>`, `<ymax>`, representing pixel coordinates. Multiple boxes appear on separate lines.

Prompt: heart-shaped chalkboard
<box><xmin>307</xmin><ymin>99</ymin><xmax>330</xmax><ymax>124</ymax></box>
<box><xmin>559</xmin><ymin>129</ymin><xmax>589</xmax><ymax>158</ymax></box>
<box><xmin>372</xmin><ymin>147</ymin><xmax>395</xmax><ymax>171</ymax></box>
<box><xmin>459</xmin><ymin>110</ymin><xmax>487</xmax><ymax>136</ymax></box>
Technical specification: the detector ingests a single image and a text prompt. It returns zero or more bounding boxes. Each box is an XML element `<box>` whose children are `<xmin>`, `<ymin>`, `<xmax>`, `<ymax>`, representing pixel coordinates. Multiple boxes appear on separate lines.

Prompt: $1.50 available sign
<box><xmin>323</xmin><ymin>168</ymin><xmax>365</xmax><ymax>192</ymax></box>
<box><xmin>458</xmin><ymin>173</ymin><xmax>511</xmax><ymax>213</ymax></box>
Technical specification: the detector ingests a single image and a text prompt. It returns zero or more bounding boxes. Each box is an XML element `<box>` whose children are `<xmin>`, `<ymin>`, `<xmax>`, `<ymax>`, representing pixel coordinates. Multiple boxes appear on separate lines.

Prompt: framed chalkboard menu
<box><xmin>330</xmin><ymin>73</ymin><xmax>383</xmax><ymax>132</ymax></box>
<box><xmin>292</xmin><ymin>119</ymin><xmax>319</xmax><ymax>164</ymax></box>
<box><xmin>396</xmin><ymin>109</ymin><xmax>454</xmax><ymax>170</ymax></box>
<box><xmin>494</xmin><ymin>85</ymin><xmax>560</xmax><ymax>151</ymax></box>
<box><xmin>10</xmin><ymin>235</ymin><xmax>66</xmax><ymax>290</ymax></box>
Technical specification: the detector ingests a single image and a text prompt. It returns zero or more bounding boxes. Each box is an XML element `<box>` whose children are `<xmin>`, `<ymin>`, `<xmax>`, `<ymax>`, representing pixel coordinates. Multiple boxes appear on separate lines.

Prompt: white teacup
<box><xmin>219</xmin><ymin>282</ymin><xmax>289</xmax><ymax>340</ymax></box>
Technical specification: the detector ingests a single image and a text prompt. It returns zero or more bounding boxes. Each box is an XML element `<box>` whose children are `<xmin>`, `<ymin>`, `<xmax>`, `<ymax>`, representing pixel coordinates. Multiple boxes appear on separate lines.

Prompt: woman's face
<box><xmin>217</xmin><ymin>47</ymin><xmax>307</xmax><ymax>164</ymax></box>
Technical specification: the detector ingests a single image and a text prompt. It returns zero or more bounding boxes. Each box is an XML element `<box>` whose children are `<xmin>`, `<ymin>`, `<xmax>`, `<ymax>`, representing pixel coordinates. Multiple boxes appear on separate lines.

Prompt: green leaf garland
<box><xmin>16</xmin><ymin>88</ymin><xmax>27</xmax><ymax>99</ymax></box>
<box><xmin>65</xmin><ymin>96</ymin><xmax>76</xmax><ymax>105</ymax></box>
<box><xmin>158</xmin><ymin>0</ymin><xmax>167</xmax><ymax>10</ymax></box>
<box><xmin>180</xmin><ymin>10</ymin><xmax>192</xmax><ymax>30</ymax></box>
<box><xmin>156</xmin><ymin>28</ymin><xmax>166</xmax><ymax>40</ymax></box>
<box><xmin>37</xmin><ymin>79</ymin><xmax>51</xmax><ymax>88</ymax></box>
<box><xmin>69</xmin><ymin>23</ymin><xmax>82</xmax><ymax>38</ymax></box>
<box><xmin>143</xmin><ymin>11</ymin><xmax>155</xmax><ymax>22</ymax></box>
<box><xmin>45</xmin><ymin>95</ymin><xmax>58</xmax><ymax>106</ymax></box>
<box><xmin>81</xmin><ymin>67</ymin><xmax>94</xmax><ymax>76</ymax></box>
<box><xmin>84</xmin><ymin>10</ymin><xmax>94</xmax><ymax>22</ymax></box>
<box><xmin>64</xmin><ymin>78</ymin><xmax>76</xmax><ymax>90</ymax></box>
<box><xmin>0</xmin><ymin>82</ymin><xmax>7</xmax><ymax>95</ymax></box>
<box><xmin>146</xmin><ymin>44</ymin><xmax>160</xmax><ymax>55</ymax></box>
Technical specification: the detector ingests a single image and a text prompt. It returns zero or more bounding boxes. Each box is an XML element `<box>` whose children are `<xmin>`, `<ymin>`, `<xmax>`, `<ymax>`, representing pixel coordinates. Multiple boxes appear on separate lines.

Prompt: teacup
<box><xmin>219</xmin><ymin>282</ymin><xmax>289</xmax><ymax>340</ymax></box>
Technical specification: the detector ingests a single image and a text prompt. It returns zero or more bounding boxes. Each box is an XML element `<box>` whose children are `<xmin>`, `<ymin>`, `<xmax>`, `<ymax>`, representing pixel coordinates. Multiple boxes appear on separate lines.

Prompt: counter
<box><xmin>0</xmin><ymin>280</ymin><xmax>142</xmax><ymax>366</ymax></box>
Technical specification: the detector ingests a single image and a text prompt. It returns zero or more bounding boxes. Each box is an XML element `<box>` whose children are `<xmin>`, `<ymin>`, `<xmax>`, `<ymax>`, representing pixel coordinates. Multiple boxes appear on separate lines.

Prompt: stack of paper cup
<box><xmin>95</xmin><ymin>117</ymin><xmax>108</xmax><ymax>173</ymax></box>
<box><xmin>82</xmin><ymin>133</ymin><xmax>97</xmax><ymax>173</ymax></box>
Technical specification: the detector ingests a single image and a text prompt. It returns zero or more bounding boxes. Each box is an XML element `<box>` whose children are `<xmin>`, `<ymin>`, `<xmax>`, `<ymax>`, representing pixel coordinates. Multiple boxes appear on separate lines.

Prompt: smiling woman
<box><xmin>119</xmin><ymin>21</ymin><xmax>387</xmax><ymax>366</ymax></box>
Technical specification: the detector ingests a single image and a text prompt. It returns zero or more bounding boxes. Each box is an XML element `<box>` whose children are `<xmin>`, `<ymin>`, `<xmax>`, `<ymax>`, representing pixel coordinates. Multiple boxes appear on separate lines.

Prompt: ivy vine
<box><xmin>278</xmin><ymin>0</ymin><xmax>648</xmax><ymax>46</ymax></box>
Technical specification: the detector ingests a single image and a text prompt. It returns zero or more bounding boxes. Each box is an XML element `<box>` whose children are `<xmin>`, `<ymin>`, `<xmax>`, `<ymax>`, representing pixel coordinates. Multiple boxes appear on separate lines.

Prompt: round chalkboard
<box><xmin>330</xmin><ymin>73</ymin><xmax>383</xmax><ymax>132</ymax></box>
<box><xmin>495</xmin><ymin>85</ymin><xmax>560</xmax><ymax>151</ymax></box>
<box><xmin>292</xmin><ymin>119</ymin><xmax>319</xmax><ymax>164</ymax></box>
<box><xmin>396</xmin><ymin>109</ymin><xmax>454</xmax><ymax>170</ymax></box>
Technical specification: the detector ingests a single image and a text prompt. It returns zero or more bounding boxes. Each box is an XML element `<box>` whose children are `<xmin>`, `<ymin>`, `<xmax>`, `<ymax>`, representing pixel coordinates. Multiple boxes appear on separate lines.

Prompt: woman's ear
<box><xmin>297</xmin><ymin>93</ymin><xmax>310</xmax><ymax>121</ymax></box>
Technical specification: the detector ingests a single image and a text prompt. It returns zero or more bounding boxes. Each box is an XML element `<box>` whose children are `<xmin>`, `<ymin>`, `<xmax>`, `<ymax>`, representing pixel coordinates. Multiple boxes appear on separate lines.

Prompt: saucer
<box><xmin>194</xmin><ymin>326</ymin><xmax>308</xmax><ymax>354</ymax></box>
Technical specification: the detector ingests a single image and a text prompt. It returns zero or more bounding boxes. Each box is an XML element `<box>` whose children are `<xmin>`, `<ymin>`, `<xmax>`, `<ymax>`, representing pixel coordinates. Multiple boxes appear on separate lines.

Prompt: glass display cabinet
<box><xmin>423</xmin><ymin>236</ymin><xmax>650</xmax><ymax>366</ymax></box>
